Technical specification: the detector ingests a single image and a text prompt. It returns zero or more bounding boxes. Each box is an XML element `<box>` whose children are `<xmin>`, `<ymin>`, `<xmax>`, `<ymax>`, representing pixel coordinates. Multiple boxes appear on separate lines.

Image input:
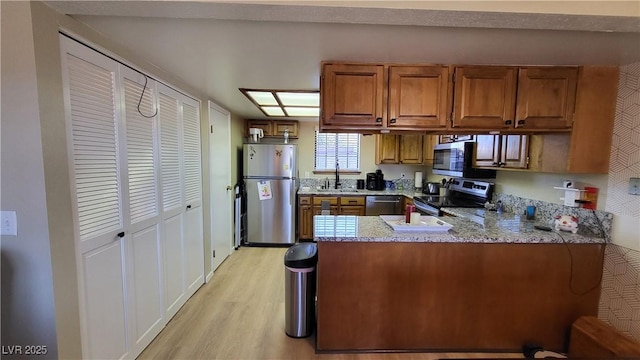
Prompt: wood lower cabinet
<box><xmin>339</xmin><ymin>196</ymin><xmax>366</xmax><ymax>216</ymax></box>
<box><xmin>299</xmin><ymin>195</ymin><xmax>366</xmax><ymax>240</ymax></box>
<box><xmin>375</xmin><ymin>134</ymin><xmax>424</xmax><ymax>164</ymax></box>
<box><xmin>452</xmin><ymin>66</ymin><xmax>577</xmax><ymax>131</ymax></box>
<box><xmin>476</xmin><ymin>134</ymin><xmax>529</xmax><ymax>169</ymax></box>
<box><xmin>298</xmin><ymin>196</ymin><xmax>313</xmax><ymax>240</ymax></box>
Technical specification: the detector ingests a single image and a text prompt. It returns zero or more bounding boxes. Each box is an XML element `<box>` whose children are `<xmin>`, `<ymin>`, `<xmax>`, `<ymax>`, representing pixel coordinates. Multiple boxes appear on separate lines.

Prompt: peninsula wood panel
<box><xmin>316</xmin><ymin>242</ymin><xmax>603</xmax><ymax>352</ymax></box>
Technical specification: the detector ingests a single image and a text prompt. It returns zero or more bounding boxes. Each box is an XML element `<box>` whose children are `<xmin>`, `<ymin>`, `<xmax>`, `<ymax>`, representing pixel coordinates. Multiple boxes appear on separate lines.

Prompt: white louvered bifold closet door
<box><xmin>62</xmin><ymin>35</ymin><xmax>205</xmax><ymax>360</ymax></box>
<box><xmin>182</xmin><ymin>99</ymin><xmax>204</xmax><ymax>296</ymax></box>
<box><xmin>121</xmin><ymin>69</ymin><xmax>164</xmax><ymax>356</ymax></box>
<box><xmin>157</xmin><ymin>83</ymin><xmax>187</xmax><ymax>318</ymax></box>
<box><xmin>61</xmin><ymin>37</ymin><xmax>129</xmax><ymax>360</ymax></box>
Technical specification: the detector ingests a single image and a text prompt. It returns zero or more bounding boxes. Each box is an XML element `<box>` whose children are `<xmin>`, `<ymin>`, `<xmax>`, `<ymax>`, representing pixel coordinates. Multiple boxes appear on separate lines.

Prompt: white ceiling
<box><xmin>46</xmin><ymin>1</ymin><xmax>640</xmax><ymax>121</ymax></box>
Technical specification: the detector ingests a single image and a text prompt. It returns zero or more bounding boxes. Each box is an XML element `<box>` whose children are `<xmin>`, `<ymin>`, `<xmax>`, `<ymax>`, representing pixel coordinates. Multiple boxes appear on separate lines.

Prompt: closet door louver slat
<box><xmin>159</xmin><ymin>93</ymin><xmax>182</xmax><ymax>211</ymax></box>
<box><xmin>183</xmin><ymin>102</ymin><xmax>201</xmax><ymax>205</ymax></box>
<box><xmin>67</xmin><ymin>54</ymin><xmax>123</xmax><ymax>241</ymax></box>
<box><xmin>124</xmin><ymin>79</ymin><xmax>159</xmax><ymax>224</ymax></box>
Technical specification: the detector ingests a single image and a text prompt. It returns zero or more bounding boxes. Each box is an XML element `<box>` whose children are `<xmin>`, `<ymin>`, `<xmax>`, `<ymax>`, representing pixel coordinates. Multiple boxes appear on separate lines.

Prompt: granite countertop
<box><xmin>313</xmin><ymin>210</ymin><xmax>606</xmax><ymax>244</ymax></box>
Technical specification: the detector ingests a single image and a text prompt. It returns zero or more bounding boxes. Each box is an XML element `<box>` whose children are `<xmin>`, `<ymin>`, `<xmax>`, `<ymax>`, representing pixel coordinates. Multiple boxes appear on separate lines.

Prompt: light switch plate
<box><xmin>630</xmin><ymin>177</ymin><xmax>640</xmax><ymax>195</ymax></box>
<box><xmin>1</xmin><ymin>211</ymin><xmax>17</xmax><ymax>236</ymax></box>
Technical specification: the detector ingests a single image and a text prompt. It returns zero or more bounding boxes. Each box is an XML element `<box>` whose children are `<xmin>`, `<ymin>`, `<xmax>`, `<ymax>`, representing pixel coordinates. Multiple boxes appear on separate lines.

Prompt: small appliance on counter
<box><xmin>366</xmin><ymin>169</ymin><xmax>385</xmax><ymax>190</ymax></box>
<box><xmin>423</xmin><ymin>181</ymin><xmax>441</xmax><ymax>195</ymax></box>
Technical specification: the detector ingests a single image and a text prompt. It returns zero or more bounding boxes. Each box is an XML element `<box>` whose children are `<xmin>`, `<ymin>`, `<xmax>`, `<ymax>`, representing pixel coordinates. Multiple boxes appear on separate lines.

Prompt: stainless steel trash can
<box><xmin>284</xmin><ymin>243</ymin><xmax>318</xmax><ymax>338</ymax></box>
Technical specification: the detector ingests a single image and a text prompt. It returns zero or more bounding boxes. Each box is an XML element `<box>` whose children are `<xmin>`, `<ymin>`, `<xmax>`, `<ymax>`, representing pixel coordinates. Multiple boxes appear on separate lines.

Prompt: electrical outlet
<box><xmin>629</xmin><ymin>177</ymin><xmax>640</xmax><ymax>195</ymax></box>
<box><xmin>0</xmin><ymin>211</ymin><xmax>17</xmax><ymax>236</ymax></box>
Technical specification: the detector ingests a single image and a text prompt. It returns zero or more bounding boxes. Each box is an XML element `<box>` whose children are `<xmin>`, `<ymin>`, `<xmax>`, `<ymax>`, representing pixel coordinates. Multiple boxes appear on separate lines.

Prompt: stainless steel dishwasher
<box><xmin>365</xmin><ymin>195</ymin><xmax>402</xmax><ymax>216</ymax></box>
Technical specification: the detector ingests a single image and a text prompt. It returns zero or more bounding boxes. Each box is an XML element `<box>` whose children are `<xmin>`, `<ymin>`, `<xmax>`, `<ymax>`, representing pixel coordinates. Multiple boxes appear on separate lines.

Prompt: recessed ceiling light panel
<box><xmin>277</xmin><ymin>92</ymin><xmax>319</xmax><ymax>107</ymax></box>
<box><xmin>240</xmin><ymin>88</ymin><xmax>319</xmax><ymax>117</ymax></box>
<box><xmin>246</xmin><ymin>91</ymin><xmax>278</xmax><ymax>105</ymax></box>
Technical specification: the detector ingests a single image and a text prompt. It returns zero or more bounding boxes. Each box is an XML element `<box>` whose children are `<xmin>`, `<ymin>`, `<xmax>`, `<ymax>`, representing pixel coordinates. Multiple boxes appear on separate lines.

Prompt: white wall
<box><xmin>0</xmin><ymin>2</ymin><xmax>58</xmax><ymax>356</ymax></box>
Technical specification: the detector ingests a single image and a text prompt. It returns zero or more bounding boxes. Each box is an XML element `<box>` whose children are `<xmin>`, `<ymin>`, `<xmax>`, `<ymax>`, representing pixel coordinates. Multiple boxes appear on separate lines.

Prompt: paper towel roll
<box><xmin>414</xmin><ymin>171</ymin><xmax>423</xmax><ymax>188</ymax></box>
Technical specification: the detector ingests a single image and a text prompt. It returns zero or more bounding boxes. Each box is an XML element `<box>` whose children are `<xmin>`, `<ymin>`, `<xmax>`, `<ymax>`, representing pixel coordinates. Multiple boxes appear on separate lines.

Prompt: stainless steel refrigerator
<box><xmin>243</xmin><ymin>143</ymin><xmax>297</xmax><ymax>245</ymax></box>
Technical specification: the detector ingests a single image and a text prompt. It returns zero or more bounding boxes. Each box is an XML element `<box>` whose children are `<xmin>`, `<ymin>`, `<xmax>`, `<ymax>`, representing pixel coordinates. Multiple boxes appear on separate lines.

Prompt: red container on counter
<box><xmin>583</xmin><ymin>187</ymin><xmax>598</xmax><ymax>210</ymax></box>
<box><xmin>405</xmin><ymin>205</ymin><xmax>415</xmax><ymax>223</ymax></box>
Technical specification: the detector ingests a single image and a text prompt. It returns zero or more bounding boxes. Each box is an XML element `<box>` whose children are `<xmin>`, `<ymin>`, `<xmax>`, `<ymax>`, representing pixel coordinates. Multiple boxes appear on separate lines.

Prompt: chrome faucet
<box><xmin>334</xmin><ymin>160</ymin><xmax>341</xmax><ymax>189</ymax></box>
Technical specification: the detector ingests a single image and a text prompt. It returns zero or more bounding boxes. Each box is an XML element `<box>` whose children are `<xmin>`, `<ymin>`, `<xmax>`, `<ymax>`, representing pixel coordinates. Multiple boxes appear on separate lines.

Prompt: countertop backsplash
<box><xmin>494</xmin><ymin>193</ymin><xmax>612</xmax><ymax>239</ymax></box>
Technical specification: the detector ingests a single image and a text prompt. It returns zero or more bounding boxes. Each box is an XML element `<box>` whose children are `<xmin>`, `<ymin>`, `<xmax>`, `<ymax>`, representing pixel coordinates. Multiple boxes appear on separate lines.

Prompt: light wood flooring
<box><xmin>138</xmin><ymin>247</ymin><xmax>524</xmax><ymax>359</ymax></box>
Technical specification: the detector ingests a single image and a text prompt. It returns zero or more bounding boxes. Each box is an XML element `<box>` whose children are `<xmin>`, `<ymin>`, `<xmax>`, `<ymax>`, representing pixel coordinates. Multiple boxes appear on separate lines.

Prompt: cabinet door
<box><xmin>423</xmin><ymin>135</ymin><xmax>437</xmax><ymax>165</ymax></box>
<box><xmin>313</xmin><ymin>206</ymin><xmax>339</xmax><ymax>215</ymax></box>
<box><xmin>321</xmin><ymin>63</ymin><xmax>384</xmax><ymax>129</ymax></box>
<box><xmin>387</xmin><ymin>66</ymin><xmax>449</xmax><ymax>129</ymax></box>
<box><xmin>375</xmin><ymin>134</ymin><xmax>400</xmax><ymax>164</ymax></box>
<box><xmin>246</xmin><ymin>119</ymin><xmax>273</xmax><ymax>137</ymax></box>
<box><xmin>475</xmin><ymin>135</ymin><xmax>500</xmax><ymax>167</ymax></box>
<box><xmin>500</xmin><ymin>135</ymin><xmax>529</xmax><ymax>169</ymax></box>
<box><xmin>339</xmin><ymin>206</ymin><xmax>366</xmax><ymax>216</ymax></box>
<box><xmin>515</xmin><ymin>67</ymin><xmax>578</xmax><ymax>130</ymax></box>
<box><xmin>452</xmin><ymin>66</ymin><xmax>517</xmax><ymax>129</ymax></box>
<box><xmin>399</xmin><ymin>135</ymin><xmax>424</xmax><ymax>164</ymax></box>
<box><xmin>298</xmin><ymin>205</ymin><xmax>313</xmax><ymax>240</ymax></box>
<box><xmin>273</xmin><ymin>120</ymin><xmax>299</xmax><ymax>138</ymax></box>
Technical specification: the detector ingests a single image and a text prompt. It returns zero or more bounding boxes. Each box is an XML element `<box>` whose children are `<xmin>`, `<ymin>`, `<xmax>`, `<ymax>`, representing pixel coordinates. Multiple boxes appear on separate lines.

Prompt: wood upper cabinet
<box><xmin>515</xmin><ymin>67</ymin><xmax>578</xmax><ymax>129</ymax></box>
<box><xmin>452</xmin><ymin>66</ymin><xmax>517</xmax><ymax>129</ymax></box>
<box><xmin>387</xmin><ymin>66</ymin><xmax>449</xmax><ymax>129</ymax></box>
<box><xmin>246</xmin><ymin>119</ymin><xmax>298</xmax><ymax>138</ymax></box>
<box><xmin>375</xmin><ymin>134</ymin><xmax>423</xmax><ymax>164</ymax></box>
<box><xmin>273</xmin><ymin>120</ymin><xmax>299</xmax><ymax>138</ymax></box>
<box><xmin>527</xmin><ymin>67</ymin><xmax>618</xmax><ymax>174</ymax></box>
<box><xmin>320</xmin><ymin>62</ymin><xmax>449</xmax><ymax>131</ymax></box>
<box><xmin>422</xmin><ymin>135</ymin><xmax>437</xmax><ymax>165</ymax></box>
<box><xmin>321</xmin><ymin>63</ymin><xmax>385</xmax><ymax>129</ymax></box>
<box><xmin>452</xmin><ymin>66</ymin><xmax>578</xmax><ymax>131</ymax></box>
<box><xmin>475</xmin><ymin>134</ymin><xmax>529</xmax><ymax>169</ymax></box>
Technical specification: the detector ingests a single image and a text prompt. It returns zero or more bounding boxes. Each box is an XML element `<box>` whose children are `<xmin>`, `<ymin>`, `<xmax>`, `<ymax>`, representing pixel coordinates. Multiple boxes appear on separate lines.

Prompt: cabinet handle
<box><xmin>375</xmin><ymin>117</ymin><xmax>382</xmax><ymax>123</ymax></box>
<box><xmin>117</xmin><ymin>231</ymin><xmax>125</xmax><ymax>238</ymax></box>
<box><xmin>390</xmin><ymin>118</ymin><xmax>396</xmax><ymax>124</ymax></box>
<box><xmin>505</xmin><ymin>120</ymin><xmax>513</xmax><ymax>125</ymax></box>
<box><xmin>517</xmin><ymin>120</ymin><xmax>525</xmax><ymax>126</ymax></box>
<box><xmin>186</xmin><ymin>204</ymin><xmax>192</xmax><ymax>210</ymax></box>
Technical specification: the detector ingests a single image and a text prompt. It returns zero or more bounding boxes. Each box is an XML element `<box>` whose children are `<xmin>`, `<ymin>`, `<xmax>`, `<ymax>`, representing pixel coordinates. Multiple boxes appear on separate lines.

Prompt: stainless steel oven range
<box><xmin>413</xmin><ymin>178</ymin><xmax>494</xmax><ymax>216</ymax></box>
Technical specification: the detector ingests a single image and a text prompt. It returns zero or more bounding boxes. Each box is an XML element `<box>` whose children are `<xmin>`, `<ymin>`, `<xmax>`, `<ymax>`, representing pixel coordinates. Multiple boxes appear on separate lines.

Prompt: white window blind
<box><xmin>314</xmin><ymin>132</ymin><xmax>360</xmax><ymax>171</ymax></box>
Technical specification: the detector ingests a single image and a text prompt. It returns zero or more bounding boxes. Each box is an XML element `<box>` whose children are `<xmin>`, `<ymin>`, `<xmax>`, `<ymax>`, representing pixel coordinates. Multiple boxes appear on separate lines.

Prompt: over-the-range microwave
<box><xmin>432</xmin><ymin>141</ymin><xmax>496</xmax><ymax>179</ymax></box>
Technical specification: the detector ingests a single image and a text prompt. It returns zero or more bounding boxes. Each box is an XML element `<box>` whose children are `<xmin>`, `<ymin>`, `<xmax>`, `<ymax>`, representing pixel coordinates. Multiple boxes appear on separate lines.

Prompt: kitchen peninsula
<box><xmin>314</xmin><ymin>213</ymin><xmax>605</xmax><ymax>353</ymax></box>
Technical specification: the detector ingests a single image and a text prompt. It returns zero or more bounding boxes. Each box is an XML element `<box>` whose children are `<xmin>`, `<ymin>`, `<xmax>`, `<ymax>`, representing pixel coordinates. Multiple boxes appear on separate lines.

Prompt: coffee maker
<box><xmin>366</xmin><ymin>169</ymin><xmax>385</xmax><ymax>190</ymax></box>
